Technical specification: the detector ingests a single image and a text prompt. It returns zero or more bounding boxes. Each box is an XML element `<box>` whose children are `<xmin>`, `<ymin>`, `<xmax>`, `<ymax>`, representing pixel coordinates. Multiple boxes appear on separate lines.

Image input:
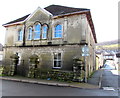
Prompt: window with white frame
<box><xmin>54</xmin><ymin>24</ymin><xmax>62</xmax><ymax>38</ymax></box>
<box><xmin>18</xmin><ymin>29</ymin><xmax>23</xmax><ymax>41</ymax></box>
<box><xmin>34</xmin><ymin>23</ymin><xmax>41</xmax><ymax>40</ymax></box>
<box><xmin>53</xmin><ymin>53</ymin><xmax>62</xmax><ymax>68</ymax></box>
<box><xmin>42</xmin><ymin>25</ymin><xmax>48</xmax><ymax>39</ymax></box>
<box><xmin>28</xmin><ymin>27</ymin><xmax>33</xmax><ymax>40</ymax></box>
<box><xmin>17</xmin><ymin>52</ymin><xmax>21</xmax><ymax>65</ymax></box>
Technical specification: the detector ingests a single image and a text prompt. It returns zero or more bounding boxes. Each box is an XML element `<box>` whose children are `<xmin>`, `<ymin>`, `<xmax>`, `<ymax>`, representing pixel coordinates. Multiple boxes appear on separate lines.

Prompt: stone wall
<box><xmin>3</xmin><ymin>45</ymin><xmax>83</xmax><ymax>75</ymax></box>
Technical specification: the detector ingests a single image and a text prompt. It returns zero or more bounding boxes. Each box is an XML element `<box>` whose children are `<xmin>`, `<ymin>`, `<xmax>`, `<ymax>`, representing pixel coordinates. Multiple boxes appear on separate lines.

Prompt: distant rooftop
<box><xmin>96</xmin><ymin>40</ymin><xmax>118</xmax><ymax>46</ymax></box>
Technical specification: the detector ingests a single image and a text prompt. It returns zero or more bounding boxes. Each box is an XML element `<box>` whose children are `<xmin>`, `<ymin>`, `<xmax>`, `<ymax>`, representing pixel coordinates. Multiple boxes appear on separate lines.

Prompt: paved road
<box><xmin>101</xmin><ymin>64</ymin><xmax>119</xmax><ymax>90</ymax></box>
<box><xmin>101</xmin><ymin>70</ymin><xmax>118</xmax><ymax>88</ymax></box>
<box><xmin>1</xmin><ymin>80</ymin><xmax>118</xmax><ymax>96</ymax></box>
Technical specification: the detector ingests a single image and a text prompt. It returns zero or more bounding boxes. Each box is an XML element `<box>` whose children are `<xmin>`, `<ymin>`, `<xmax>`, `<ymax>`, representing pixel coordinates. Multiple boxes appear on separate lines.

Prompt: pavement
<box><xmin>87</xmin><ymin>69</ymin><xmax>103</xmax><ymax>88</ymax></box>
<box><xmin>0</xmin><ymin>69</ymin><xmax>103</xmax><ymax>89</ymax></box>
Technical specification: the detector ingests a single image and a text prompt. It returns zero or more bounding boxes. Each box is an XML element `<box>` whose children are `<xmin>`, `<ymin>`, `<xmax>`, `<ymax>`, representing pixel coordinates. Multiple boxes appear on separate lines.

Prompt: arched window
<box><xmin>28</xmin><ymin>27</ymin><xmax>32</xmax><ymax>40</ymax></box>
<box><xmin>42</xmin><ymin>25</ymin><xmax>48</xmax><ymax>39</ymax></box>
<box><xmin>34</xmin><ymin>23</ymin><xmax>41</xmax><ymax>40</ymax></box>
<box><xmin>54</xmin><ymin>24</ymin><xmax>62</xmax><ymax>38</ymax></box>
<box><xmin>18</xmin><ymin>29</ymin><xmax>23</xmax><ymax>41</ymax></box>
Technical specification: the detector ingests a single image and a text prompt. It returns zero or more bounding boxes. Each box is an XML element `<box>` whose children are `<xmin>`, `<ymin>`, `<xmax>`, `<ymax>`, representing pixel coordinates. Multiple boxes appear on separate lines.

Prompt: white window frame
<box><xmin>17</xmin><ymin>53</ymin><xmax>21</xmax><ymax>65</ymax></box>
<box><xmin>18</xmin><ymin>29</ymin><xmax>23</xmax><ymax>41</ymax></box>
<box><xmin>53</xmin><ymin>24</ymin><xmax>63</xmax><ymax>38</ymax></box>
<box><xmin>34</xmin><ymin>23</ymin><xmax>41</xmax><ymax>40</ymax></box>
<box><xmin>27</xmin><ymin>27</ymin><xmax>33</xmax><ymax>40</ymax></box>
<box><xmin>42</xmin><ymin>25</ymin><xmax>48</xmax><ymax>39</ymax></box>
<box><xmin>53</xmin><ymin>53</ymin><xmax>62</xmax><ymax>68</ymax></box>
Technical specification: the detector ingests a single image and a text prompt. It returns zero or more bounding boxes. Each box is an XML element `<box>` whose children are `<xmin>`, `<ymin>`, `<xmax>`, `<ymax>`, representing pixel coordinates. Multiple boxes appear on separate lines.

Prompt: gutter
<box><xmin>2</xmin><ymin>21</ymin><xmax>25</xmax><ymax>27</ymax></box>
<box><xmin>53</xmin><ymin>10</ymin><xmax>90</xmax><ymax>19</ymax></box>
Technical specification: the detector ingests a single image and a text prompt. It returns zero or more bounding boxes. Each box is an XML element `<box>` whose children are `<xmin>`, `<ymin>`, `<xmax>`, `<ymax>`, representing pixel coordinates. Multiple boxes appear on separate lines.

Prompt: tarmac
<box><xmin>0</xmin><ymin>69</ymin><xmax>103</xmax><ymax>89</ymax></box>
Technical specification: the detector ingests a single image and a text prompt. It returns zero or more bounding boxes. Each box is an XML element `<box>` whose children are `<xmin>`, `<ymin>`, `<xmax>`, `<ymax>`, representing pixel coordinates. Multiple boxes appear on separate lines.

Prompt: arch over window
<box><xmin>28</xmin><ymin>27</ymin><xmax>33</xmax><ymax>40</ymax></box>
<box><xmin>54</xmin><ymin>24</ymin><xmax>62</xmax><ymax>38</ymax></box>
<box><xmin>18</xmin><ymin>29</ymin><xmax>23</xmax><ymax>41</ymax></box>
<box><xmin>34</xmin><ymin>23</ymin><xmax>41</xmax><ymax>40</ymax></box>
<box><xmin>42</xmin><ymin>25</ymin><xmax>48</xmax><ymax>39</ymax></box>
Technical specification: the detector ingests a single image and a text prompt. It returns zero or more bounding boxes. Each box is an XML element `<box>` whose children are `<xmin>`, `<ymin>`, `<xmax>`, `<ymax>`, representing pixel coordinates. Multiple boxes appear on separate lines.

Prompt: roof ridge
<box><xmin>45</xmin><ymin>4</ymin><xmax>89</xmax><ymax>10</ymax></box>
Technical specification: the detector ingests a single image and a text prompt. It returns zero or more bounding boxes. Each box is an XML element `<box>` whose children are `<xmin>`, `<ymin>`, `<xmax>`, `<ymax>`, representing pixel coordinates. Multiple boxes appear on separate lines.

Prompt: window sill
<box><xmin>52</xmin><ymin>67</ymin><xmax>61</xmax><ymax>69</ymax></box>
<box><xmin>26</xmin><ymin>39</ymin><xmax>32</xmax><ymax>41</ymax></box>
<box><xmin>16</xmin><ymin>41</ymin><xmax>23</xmax><ymax>42</ymax></box>
<box><xmin>52</xmin><ymin>38</ymin><xmax>63</xmax><ymax>40</ymax></box>
<box><xmin>33</xmin><ymin>39</ymin><xmax>40</xmax><ymax>41</ymax></box>
<box><xmin>26</xmin><ymin>39</ymin><xmax>48</xmax><ymax>41</ymax></box>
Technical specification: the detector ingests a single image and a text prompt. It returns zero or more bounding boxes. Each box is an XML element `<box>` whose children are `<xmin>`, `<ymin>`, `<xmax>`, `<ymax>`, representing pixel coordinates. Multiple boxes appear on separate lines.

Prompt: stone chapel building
<box><xmin>3</xmin><ymin>5</ymin><xmax>97</xmax><ymax>77</ymax></box>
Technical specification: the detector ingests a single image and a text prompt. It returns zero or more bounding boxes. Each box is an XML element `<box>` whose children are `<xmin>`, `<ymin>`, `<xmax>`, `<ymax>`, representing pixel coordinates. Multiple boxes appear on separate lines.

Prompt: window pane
<box><xmin>35</xmin><ymin>24</ymin><xmax>40</xmax><ymax>31</ymax></box>
<box><xmin>54</xmin><ymin>61</ymin><xmax>57</xmax><ymax>67</ymax></box>
<box><xmin>34</xmin><ymin>32</ymin><xmax>40</xmax><ymax>39</ymax></box>
<box><xmin>18</xmin><ymin>30</ymin><xmax>23</xmax><ymax>41</ymax></box>
<box><xmin>54</xmin><ymin>33</ymin><xmax>59</xmax><ymax>37</ymax></box>
<box><xmin>28</xmin><ymin>28</ymin><xmax>32</xmax><ymax>40</ymax></box>
<box><xmin>54</xmin><ymin>53</ymin><xmax>57</xmax><ymax>59</ymax></box>
<box><xmin>54</xmin><ymin>24</ymin><xmax>62</xmax><ymax>38</ymax></box>
<box><xmin>42</xmin><ymin>25</ymin><xmax>48</xmax><ymax>39</ymax></box>
<box><xmin>34</xmin><ymin>24</ymin><xmax>41</xmax><ymax>39</ymax></box>
<box><xmin>54</xmin><ymin>53</ymin><xmax>61</xmax><ymax>68</ymax></box>
<box><xmin>58</xmin><ymin>61</ymin><xmax>61</xmax><ymax>67</ymax></box>
<box><xmin>54</xmin><ymin>61</ymin><xmax>61</xmax><ymax>67</ymax></box>
<box><xmin>58</xmin><ymin>53</ymin><xmax>61</xmax><ymax>59</ymax></box>
<box><xmin>55</xmin><ymin>25</ymin><xmax>62</xmax><ymax>30</ymax></box>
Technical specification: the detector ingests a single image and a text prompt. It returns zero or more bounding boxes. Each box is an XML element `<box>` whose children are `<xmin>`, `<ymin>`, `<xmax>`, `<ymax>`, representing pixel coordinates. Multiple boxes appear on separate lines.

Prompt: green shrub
<box><xmin>0</xmin><ymin>66</ymin><xmax>4</xmax><ymax>75</ymax></box>
<box><xmin>2</xmin><ymin>66</ymin><xmax>11</xmax><ymax>76</ymax></box>
<box><xmin>28</xmin><ymin>68</ymin><xmax>74</xmax><ymax>82</ymax></box>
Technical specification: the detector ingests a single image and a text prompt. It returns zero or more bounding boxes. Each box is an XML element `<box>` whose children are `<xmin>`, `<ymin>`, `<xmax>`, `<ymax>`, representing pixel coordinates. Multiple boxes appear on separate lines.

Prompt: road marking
<box><xmin>103</xmin><ymin>87</ymin><xmax>115</xmax><ymax>91</ymax></box>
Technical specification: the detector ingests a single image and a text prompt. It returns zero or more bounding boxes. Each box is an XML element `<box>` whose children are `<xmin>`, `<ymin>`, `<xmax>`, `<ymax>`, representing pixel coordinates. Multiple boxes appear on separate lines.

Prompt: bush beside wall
<box><xmin>30</xmin><ymin>68</ymin><xmax>74</xmax><ymax>82</ymax></box>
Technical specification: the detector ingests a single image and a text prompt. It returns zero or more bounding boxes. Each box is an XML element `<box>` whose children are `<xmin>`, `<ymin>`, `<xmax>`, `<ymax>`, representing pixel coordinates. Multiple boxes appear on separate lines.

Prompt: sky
<box><xmin>0</xmin><ymin>0</ymin><xmax>118</xmax><ymax>45</ymax></box>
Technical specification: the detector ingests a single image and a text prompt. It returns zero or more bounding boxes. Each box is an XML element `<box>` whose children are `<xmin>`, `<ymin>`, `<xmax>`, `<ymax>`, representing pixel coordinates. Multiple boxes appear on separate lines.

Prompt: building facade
<box><xmin>3</xmin><ymin>5</ymin><xmax>97</xmax><ymax>78</ymax></box>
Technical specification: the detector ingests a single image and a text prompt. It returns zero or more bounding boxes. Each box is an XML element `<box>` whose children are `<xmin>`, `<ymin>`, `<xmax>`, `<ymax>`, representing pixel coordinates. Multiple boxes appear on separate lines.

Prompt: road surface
<box><xmin>101</xmin><ymin>63</ymin><xmax>119</xmax><ymax>93</ymax></box>
<box><xmin>1</xmin><ymin>80</ymin><xmax>118</xmax><ymax>96</ymax></box>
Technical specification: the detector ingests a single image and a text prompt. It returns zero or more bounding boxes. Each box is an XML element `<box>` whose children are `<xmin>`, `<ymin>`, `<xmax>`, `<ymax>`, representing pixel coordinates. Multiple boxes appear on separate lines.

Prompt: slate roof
<box><xmin>44</xmin><ymin>5</ymin><xmax>89</xmax><ymax>16</ymax></box>
<box><xmin>3</xmin><ymin>5</ymin><xmax>89</xmax><ymax>26</ymax></box>
<box><xmin>3</xmin><ymin>14</ymin><xmax>30</xmax><ymax>26</ymax></box>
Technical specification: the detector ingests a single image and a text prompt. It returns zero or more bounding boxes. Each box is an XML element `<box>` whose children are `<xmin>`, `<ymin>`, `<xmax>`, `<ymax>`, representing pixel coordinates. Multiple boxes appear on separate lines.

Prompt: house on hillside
<box><xmin>96</xmin><ymin>40</ymin><xmax>119</xmax><ymax>68</ymax></box>
<box><xmin>2</xmin><ymin>5</ymin><xmax>97</xmax><ymax>80</ymax></box>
